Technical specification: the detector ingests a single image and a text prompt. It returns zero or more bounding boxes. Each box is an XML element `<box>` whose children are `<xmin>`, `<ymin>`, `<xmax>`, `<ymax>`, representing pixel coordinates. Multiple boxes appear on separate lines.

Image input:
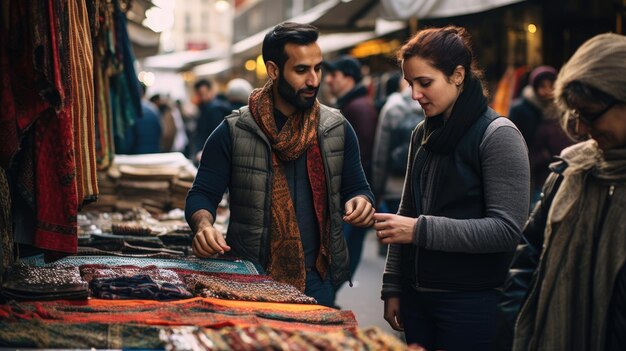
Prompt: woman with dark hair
<box><xmin>373</xmin><ymin>26</ymin><xmax>530</xmax><ymax>350</ymax></box>
<box><xmin>513</xmin><ymin>32</ymin><xmax>626</xmax><ymax>351</ymax></box>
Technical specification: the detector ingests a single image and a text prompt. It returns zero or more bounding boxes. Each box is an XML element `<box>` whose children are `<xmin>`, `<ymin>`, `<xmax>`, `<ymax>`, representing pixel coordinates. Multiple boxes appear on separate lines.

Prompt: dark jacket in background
<box><xmin>193</xmin><ymin>95</ymin><xmax>231</xmax><ymax>154</ymax></box>
<box><xmin>336</xmin><ymin>84</ymin><xmax>378</xmax><ymax>177</ymax></box>
<box><xmin>125</xmin><ymin>100</ymin><xmax>162</xmax><ymax>154</ymax></box>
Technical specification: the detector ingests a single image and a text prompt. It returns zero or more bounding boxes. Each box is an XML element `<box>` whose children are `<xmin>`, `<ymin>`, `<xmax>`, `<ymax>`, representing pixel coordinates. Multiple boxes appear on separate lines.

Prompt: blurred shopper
<box><xmin>185</xmin><ymin>22</ymin><xmax>375</xmax><ymax>307</ymax></box>
<box><xmin>226</xmin><ymin>78</ymin><xmax>254</xmax><ymax>110</ymax></box>
<box><xmin>323</xmin><ymin>55</ymin><xmax>378</xmax><ymax>281</ymax></box>
<box><xmin>509</xmin><ymin>66</ymin><xmax>572</xmax><ymax>206</ymax></box>
<box><xmin>372</xmin><ymin>73</ymin><xmax>424</xmax><ymax>213</ymax></box>
<box><xmin>150</xmin><ymin>94</ymin><xmax>176</xmax><ymax>152</ymax></box>
<box><xmin>374</xmin><ymin>26</ymin><xmax>529</xmax><ymax>350</ymax></box>
<box><xmin>125</xmin><ymin>83</ymin><xmax>162</xmax><ymax>154</ymax></box>
<box><xmin>192</xmin><ymin>79</ymin><xmax>231</xmax><ymax>160</ymax></box>
<box><xmin>513</xmin><ymin>32</ymin><xmax>626</xmax><ymax>351</ymax></box>
<box><xmin>150</xmin><ymin>94</ymin><xmax>189</xmax><ymax>153</ymax></box>
<box><xmin>372</xmin><ymin>74</ymin><xmax>424</xmax><ymax>257</ymax></box>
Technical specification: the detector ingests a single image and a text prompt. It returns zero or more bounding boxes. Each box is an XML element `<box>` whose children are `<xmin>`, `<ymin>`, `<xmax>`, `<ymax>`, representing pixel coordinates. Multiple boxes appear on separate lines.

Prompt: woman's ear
<box><xmin>452</xmin><ymin>65</ymin><xmax>466</xmax><ymax>86</ymax></box>
<box><xmin>266</xmin><ymin>61</ymin><xmax>279</xmax><ymax>81</ymax></box>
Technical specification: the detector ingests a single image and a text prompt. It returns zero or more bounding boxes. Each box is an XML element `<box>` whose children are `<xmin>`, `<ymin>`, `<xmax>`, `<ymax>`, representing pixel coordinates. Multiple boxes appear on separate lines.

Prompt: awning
<box><xmin>311</xmin><ymin>0</ymin><xmax>527</xmax><ymax>30</ymax></box>
<box><xmin>379</xmin><ymin>0</ymin><xmax>526</xmax><ymax>20</ymax></box>
<box><xmin>141</xmin><ymin>48</ymin><xmax>227</xmax><ymax>71</ymax></box>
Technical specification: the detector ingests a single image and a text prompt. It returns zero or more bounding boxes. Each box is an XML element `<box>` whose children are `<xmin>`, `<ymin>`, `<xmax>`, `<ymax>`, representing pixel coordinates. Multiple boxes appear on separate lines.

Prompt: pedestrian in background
<box><xmin>225</xmin><ymin>78</ymin><xmax>253</xmax><ymax>111</ymax></box>
<box><xmin>372</xmin><ymin>72</ymin><xmax>424</xmax><ymax>256</ymax></box>
<box><xmin>509</xmin><ymin>65</ymin><xmax>572</xmax><ymax>207</ymax></box>
<box><xmin>375</xmin><ymin>26</ymin><xmax>529</xmax><ymax>350</ymax></box>
<box><xmin>323</xmin><ymin>55</ymin><xmax>378</xmax><ymax>282</ymax></box>
<box><xmin>192</xmin><ymin>79</ymin><xmax>231</xmax><ymax>161</ymax></box>
<box><xmin>513</xmin><ymin>32</ymin><xmax>626</xmax><ymax>351</ymax></box>
<box><xmin>124</xmin><ymin>83</ymin><xmax>162</xmax><ymax>154</ymax></box>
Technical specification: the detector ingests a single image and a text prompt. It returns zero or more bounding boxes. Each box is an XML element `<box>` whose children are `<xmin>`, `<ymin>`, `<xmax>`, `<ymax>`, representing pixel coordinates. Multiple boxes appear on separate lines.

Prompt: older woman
<box><xmin>513</xmin><ymin>33</ymin><xmax>626</xmax><ymax>351</ymax></box>
<box><xmin>374</xmin><ymin>26</ymin><xmax>530</xmax><ymax>350</ymax></box>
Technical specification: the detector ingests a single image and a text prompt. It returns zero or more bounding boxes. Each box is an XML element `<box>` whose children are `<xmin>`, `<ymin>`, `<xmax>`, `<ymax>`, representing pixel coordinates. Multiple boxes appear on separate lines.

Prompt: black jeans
<box><xmin>401</xmin><ymin>288</ymin><xmax>500</xmax><ymax>351</ymax></box>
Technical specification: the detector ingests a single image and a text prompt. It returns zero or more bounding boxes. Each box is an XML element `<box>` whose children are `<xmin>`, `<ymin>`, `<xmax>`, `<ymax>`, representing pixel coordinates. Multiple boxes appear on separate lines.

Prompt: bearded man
<box><xmin>185</xmin><ymin>22</ymin><xmax>375</xmax><ymax>307</ymax></box>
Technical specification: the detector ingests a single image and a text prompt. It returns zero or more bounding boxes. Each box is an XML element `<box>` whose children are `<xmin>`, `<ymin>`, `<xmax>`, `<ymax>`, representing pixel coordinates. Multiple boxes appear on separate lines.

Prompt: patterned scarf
<box><xmin>248</xmin><ymin>80</ymin><xmax>330</xmax><ymax>292</ymax></box>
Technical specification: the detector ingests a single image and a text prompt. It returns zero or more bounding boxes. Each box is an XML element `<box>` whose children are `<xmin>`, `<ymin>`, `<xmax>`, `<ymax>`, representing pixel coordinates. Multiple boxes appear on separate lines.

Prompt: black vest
<box><xmin>401</xmin><ymin>109</ymin><xmax>515</xmax><ymax>291</ymax></box>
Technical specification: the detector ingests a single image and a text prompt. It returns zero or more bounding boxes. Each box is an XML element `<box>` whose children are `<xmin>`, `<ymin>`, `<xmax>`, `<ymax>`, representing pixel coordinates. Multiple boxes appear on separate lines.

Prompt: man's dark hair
<box><xmin>262</xmin><ymin>22</ymin><xmax>319</xmax><ymax>71</ymax></box>
<box><xmin>194</xmin><ymin>79</ymin><xmax>212</xmax><ymax>91</ymax></box>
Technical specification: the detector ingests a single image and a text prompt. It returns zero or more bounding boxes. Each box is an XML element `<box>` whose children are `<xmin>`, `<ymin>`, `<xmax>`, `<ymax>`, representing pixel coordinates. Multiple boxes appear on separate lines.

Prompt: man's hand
<box><xmin>343</xmin><ymin>195</ymin><xmax>375</xmax><ymax>227</ymax></box>
<box><xmin>373</xmin><ymin>213</ymin><xmax>417</xmax><ymax>245</ymax></box>
<box><xmin>383</xmin><ymin>296</ymin><xmax>404</xmax><ymax>331</ymax></box>
<box><xmin>190</xmin><ymin>210</ymin><xmax>231</xmax><ymax>257</ymax></box>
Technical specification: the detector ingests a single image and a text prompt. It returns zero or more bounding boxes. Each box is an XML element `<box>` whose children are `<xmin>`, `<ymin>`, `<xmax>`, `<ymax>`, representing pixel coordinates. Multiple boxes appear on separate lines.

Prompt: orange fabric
<box><xmin>1</xmin><ymin>297</ymin><xmax>357</xmax><ymax>332</ymax></box>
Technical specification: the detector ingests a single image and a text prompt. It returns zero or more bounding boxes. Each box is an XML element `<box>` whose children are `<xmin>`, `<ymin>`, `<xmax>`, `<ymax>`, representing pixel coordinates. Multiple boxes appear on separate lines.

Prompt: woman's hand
<box><xmin>373</xmin><ymin>213</ymin><xmax>417</xmax><ymax>244</ymax></box>
<box><xmin>383</xmin><ymin>296</ymin><xmax>404</xmax><ymax>331</ymax></box>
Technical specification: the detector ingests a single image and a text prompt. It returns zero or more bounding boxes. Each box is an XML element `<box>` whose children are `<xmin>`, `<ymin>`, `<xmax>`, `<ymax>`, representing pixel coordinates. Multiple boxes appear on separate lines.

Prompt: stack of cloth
<box><xmin>83</xmin><ymin>152</ymin><xmax>196</xmax><ymax>214</ymax></box>
<box><xmin>1</xmin><ymin>263</ymin><xmax>88</xmax><ymax>301</ymax></box>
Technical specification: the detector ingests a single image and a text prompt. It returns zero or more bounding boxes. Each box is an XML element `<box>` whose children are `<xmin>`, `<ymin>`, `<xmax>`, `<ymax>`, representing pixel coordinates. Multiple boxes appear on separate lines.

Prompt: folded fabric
<box><xmin>186</xmin><ymin>274</ymin><xmax>317</xmax><ymax>304</ymax></box>
<box><xmin>1</xmin><ymin>263</ymin><xmax>88</xmax><ymax>301</ymax></box>
<box><xmin>89</xmin><ymin>274</ymin><xmax>192</xmax><ymax>300</ymax></box>
<box><xmin>80</xmin><ymin>265</ymin><xmax>185</xmax><ymax>285</ymax></box>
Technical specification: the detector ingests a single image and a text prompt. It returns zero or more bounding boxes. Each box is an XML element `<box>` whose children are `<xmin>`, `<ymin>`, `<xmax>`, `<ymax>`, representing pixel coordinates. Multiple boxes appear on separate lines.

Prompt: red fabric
<box><xmin>33</xmin><ymin>0</ymin><xmax>78</xmax><ymax>254</ymax></box>
<box><xmin>307</xmin><ymin>138</ymin><xmax>330</xmax><ymax>279</ymax></box>
<box><xmin>0</xmin><ymin>2</ymin><xmax>49</xmax><ymax>168</ymax></box>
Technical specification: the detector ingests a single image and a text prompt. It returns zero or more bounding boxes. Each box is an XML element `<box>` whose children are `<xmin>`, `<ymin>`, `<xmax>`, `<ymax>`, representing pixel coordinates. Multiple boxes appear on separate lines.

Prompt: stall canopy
<box><xmin>379</xmin><ymin>0</ymin><xmax>526</xmax><ymax>20</ymax></box>
<box><xmin>312</xmin><ymin>0</ymin><xmax>526</xmax><ymax>30</ymax></box>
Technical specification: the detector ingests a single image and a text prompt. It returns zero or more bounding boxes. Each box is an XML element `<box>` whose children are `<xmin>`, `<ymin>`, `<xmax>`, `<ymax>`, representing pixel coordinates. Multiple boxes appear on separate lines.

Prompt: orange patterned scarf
<box><xmin>248</xmin><ymin>80</ymin><xmax>330</xmax><ymax>292</ymax></box>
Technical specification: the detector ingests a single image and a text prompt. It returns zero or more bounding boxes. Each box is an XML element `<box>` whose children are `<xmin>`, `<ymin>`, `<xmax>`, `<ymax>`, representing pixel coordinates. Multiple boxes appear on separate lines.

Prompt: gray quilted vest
<box><xmin>224</xmin><ymin>104</ymin><xmax>350</xmax><ymax>287</ymax></box>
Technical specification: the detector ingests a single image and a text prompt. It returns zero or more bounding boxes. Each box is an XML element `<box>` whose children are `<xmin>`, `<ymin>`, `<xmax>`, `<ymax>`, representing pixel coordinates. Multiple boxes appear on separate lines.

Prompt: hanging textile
<box><xmin>0</xmin><ymin>1</ymin><xmax>52</xmax><ymax>169</ymax></box>
<box><xmin>0</xmin><ymin>169</ymin><xmax>13</xmax><ymax>284</ymax></box>
<box><xmin>32</xmin><ymin>0</ymin><xmax>78</xmax><ymax>254</ymax></box>
<box><xmin>67</xmin><ymin>0</ymin><xmax>98</xmax><ymax>205</ymax></box>
<box><xmin>110</xmin><ymin>0</ymin><xmax>142</xmax><ymax>154</ymax></box>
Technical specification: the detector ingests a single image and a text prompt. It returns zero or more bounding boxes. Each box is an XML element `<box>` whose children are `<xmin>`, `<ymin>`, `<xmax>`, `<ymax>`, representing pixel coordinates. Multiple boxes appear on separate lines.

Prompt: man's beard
<box><xmin>277</xmin><ymin>75</ymin><xmax>318</xmax><ymax>110</ymax></box>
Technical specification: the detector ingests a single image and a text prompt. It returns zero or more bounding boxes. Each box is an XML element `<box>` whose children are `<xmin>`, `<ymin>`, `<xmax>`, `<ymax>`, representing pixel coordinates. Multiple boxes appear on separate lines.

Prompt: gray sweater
<box><xmin>382</xmin><ymin>117</ymin><xmax>530</xmax><ymax>295</ymax></box>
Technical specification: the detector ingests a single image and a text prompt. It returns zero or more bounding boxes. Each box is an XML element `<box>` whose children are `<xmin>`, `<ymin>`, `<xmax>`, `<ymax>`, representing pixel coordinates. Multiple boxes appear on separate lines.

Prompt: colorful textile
<box><xmin>79</xmin><ymin>264</ymin><xmax>311</xmax><ymax>304</ymax></box>
<box><xmin>187</xmin><ymin>273</ymin><xmax>316</xmax><ymax>304</ymax></box>
<box><xmin>33</xmin><ymin>0</ymin><xmax>78</xmax><ymax>254</ymax></box>
<box><xmin>67</xmin><ymin>0</ymin><xmax>97</xmax><ymax>204</ymax></box>
<box><xmin>0</xmin><ymin>320</ymin><xmax>163</xmax><ymax>349</ymax></box>
<box><xmin>248</xmin><ymin>80</ymin><xmax>329</xmax><ymax>291</ymax></box>
<box><xmin>164</xmin><ymin>325</ymin><xmax>423</xmax><ymax>351</ymax></box>
<box><xmin>80</xmin><ymin>264</ymin><xmax>186</xmax><ymax>285</ymax></box>
<box><xmin>1</xmin><ymin>263</ymin><xmax>87</xmax><ymax>300</ymax></box>
<box><xmin>89</xmin><ymin>274</ymin><xmax>192</xmax><ymax>300</ymax></box>
<box><xmin>0</xmin><ymin>297</ymin><xmax>356</xmax><ymax>331</ymax></box>
<box><xmin>21</xmin><ymin>255</ymin><xmax>260</xmax><ymax>275</ymax></box>
<box><xmin>90</xmin><ymin>0</ymin><xmax>115</xmax><ymax>170</ymax></box>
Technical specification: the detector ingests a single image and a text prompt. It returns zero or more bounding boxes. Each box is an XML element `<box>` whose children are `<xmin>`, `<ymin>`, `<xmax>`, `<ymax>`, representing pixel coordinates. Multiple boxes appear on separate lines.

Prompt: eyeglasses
<box><xmin>569</xmin><ymin>101</ymin><xmax>616</xmax><ymax>125</ymax></box>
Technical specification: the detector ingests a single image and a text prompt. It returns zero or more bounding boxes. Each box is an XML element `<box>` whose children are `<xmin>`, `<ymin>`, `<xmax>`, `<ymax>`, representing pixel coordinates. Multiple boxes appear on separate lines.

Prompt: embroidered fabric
<box><xmin>187</xmin><ymin>274</ymin><xmax>317</xmax><ymax>304</ymax></box>
<box><xmin>89</xmin><ymin>274</ymin><xmax>193</xmax><ymax>300</ymax></box>
<box><xmin>163</xmin><ymin>325</ymin><xmax>419</xmax><ymax>351</ymax></box>
<box><xmin>19</xmin><ymin>255</ymin><xmax>260</xmax><ymax>275</ymax></box>
<box><xmin>1</xmin><ymin>263</ymin><xmax>88</xmax><ymax>300</ymax></box>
